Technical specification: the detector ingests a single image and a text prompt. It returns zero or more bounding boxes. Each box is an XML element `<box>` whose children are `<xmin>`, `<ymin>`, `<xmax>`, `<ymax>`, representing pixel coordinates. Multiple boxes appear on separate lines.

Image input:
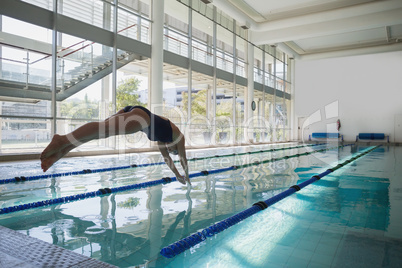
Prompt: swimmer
<box><xmin>40</xmin><ymin>106</ymin><xmax>190</xmax><ymax>185</ymax></box>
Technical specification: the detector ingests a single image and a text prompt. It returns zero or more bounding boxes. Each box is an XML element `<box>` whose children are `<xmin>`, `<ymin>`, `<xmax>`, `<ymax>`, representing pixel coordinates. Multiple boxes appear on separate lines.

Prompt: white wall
<box><xmin>294</xmin><ymin>51</ymin><xmax>402</xmax><ymax>142</ymax></box>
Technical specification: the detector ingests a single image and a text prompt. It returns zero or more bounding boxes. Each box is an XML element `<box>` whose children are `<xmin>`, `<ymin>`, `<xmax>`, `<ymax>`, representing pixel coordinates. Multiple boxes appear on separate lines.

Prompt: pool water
<box><xmin>0</xmin><ymin>143</ymin><xmax>401</xmax><ymax>268</ymax></box>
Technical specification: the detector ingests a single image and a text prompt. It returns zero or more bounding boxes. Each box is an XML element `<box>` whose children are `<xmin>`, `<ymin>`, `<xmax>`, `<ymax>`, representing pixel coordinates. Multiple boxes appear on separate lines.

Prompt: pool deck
<box><xmin>0</xmin><ymin>225</ymin><xmax>117</xmax><ymax>268</ymax></box>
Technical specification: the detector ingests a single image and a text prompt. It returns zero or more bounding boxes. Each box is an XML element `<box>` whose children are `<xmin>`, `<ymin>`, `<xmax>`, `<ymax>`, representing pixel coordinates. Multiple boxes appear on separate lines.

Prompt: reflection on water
<box><xmin>0</xmin><ymin>144</ymin><xmax>401</xmax><ymax>267</ymax></box>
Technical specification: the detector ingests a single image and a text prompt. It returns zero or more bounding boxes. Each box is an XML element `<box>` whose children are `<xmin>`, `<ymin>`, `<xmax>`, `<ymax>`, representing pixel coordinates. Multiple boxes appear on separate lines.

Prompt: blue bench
<box><xmin>356</xmin><ymin>133</ymin><xmax>389</xmax><ymax>142</ymax></box>
<box><xmin>309</xmin><ymin>132</ymin><xmax>343</xmax><ymax>141</ymax></box>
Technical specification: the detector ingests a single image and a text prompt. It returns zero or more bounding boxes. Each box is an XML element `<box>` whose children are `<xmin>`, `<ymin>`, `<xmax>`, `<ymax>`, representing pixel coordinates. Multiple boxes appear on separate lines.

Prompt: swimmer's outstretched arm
<box><xmin>176</xmin><ymin>136</ymin><xmax>190</xmax><ymax>185</ymax></box>
<box><xmin>158</xmin><ymin>140</ymin><xmax>190</xmax><ymax>185</ymax></box>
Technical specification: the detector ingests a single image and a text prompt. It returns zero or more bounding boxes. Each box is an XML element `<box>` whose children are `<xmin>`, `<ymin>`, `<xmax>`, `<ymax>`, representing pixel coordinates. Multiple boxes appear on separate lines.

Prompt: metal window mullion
<box><xmin>51</xmin><ymin>0</ymin><xmax>58</xmax><ymax>136</ymax></box>
<box><xmin>212</xmin><ymin>6</ymin><xmax>217</xmax><ymax>144</ymax></box>
<box><xmin>112</xmin><ymin>0</ymin><xmax>118</xmax><ymax>149</ymax></box>
<box><xmin>273</xmin><ymin>46</ymin><xmax>277</xmax><ymax>142</ymax></box>
<box><xmin>112</xmin><ymin>0</ymin><xmax>118</xmax><ymax>111</ymax></box>
<box><xmin>188</xmin><ymin>1</ymin><xmax>192</xmax><ymax>124</ymax></box>
<box><xmin>232</xmin><ymin>20</ymin><xmax>236</xmax><ymax>144</ymax></box>
<box><xmin>262</xmin><ymin>46</ymin><xmax>266</xmax><ymax>140</ymax></box>
<box><xmin>282</xmin><ymin>54</ymin><xmax>286</xmax><ymax>139</ymax></box>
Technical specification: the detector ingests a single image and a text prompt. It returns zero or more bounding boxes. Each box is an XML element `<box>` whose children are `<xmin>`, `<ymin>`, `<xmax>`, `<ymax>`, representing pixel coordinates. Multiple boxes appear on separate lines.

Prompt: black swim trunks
<box><xmin>123</xmin><ymin>105</ymin><xmax>173</xmax><ymax>143</ymax></box>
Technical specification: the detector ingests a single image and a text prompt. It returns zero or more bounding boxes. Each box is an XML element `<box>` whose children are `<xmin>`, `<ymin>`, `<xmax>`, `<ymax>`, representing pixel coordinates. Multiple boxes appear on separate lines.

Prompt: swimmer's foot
<box><xmin>40</xmin><ymin>134</ymin><xmax>73</xmax><ymax>172</ymax></box>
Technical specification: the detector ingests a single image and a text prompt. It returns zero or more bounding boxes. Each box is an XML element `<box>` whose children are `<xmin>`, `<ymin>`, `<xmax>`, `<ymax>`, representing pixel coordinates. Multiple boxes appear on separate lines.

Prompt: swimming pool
<box><xmin>1</xmin><ymin>143</ymin><xmax>401</xmax><ymax>267</ymax></box>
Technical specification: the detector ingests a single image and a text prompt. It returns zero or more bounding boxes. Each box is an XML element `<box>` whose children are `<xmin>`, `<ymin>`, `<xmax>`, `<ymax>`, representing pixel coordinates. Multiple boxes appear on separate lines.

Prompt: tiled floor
<box><xmin>0</xmin><ymin>225</ymin><xmax>117</xmax><ymax>268</ymax></box>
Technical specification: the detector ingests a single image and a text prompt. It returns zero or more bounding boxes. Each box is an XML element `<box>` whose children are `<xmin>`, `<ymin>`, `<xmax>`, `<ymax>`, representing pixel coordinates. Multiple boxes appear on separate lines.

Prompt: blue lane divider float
<box><xmin>0</xmin><ymin>144</ymin><xmax>350</xmax><ymax>216</ymax></box>
<box><xmin>159</xmin><ymin>145</ymin><xmax>380</xmax><ymax>258</ymax></box>
<box><xmin>0</xmin><ymin>143</ymin><xmax>327</xmax><ymax>185</ymax></box>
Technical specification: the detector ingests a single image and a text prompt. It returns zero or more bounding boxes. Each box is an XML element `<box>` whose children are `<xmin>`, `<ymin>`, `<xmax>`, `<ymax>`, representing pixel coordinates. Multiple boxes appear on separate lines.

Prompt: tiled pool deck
<box><xmin>0</xmin><ymin>225</ymin><xmax>117</xmax><ymax>268</ymax></box>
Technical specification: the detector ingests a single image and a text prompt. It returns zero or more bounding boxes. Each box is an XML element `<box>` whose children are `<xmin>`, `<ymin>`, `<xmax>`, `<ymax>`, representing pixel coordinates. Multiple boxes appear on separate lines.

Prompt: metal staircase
<box><xmin>0</xmin><ymin>48</ymin><xmax>141</xmax><ymax>102</ymax></box>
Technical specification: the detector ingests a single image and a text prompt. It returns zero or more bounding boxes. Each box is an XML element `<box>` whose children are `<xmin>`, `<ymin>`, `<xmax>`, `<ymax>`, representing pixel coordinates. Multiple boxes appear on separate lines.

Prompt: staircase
<box><xmin>0</xmin><ymin>47</ymin><xmax>142</xmax><ymax>102</ymax></box>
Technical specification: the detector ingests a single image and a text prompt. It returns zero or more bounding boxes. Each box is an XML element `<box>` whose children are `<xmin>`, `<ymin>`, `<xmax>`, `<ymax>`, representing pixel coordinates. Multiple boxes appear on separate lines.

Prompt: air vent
<box><xmin>241</xmin><ymin>21</ymin><xmax>250</xmax><ymax>30</ymax></box>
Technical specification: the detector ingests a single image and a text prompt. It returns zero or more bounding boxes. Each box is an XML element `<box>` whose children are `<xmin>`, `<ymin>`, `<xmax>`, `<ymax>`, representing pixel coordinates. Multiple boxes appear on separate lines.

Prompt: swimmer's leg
<box><xmin>40</xmin><ymin>109</ymin><xmax>150</xmax><ymax>172</ymax></box>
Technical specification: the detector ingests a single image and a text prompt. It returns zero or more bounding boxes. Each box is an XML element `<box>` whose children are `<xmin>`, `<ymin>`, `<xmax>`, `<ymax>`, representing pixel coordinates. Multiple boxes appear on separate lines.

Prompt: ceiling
<box><xmin>210</xmin><ymin>0</ymin><xmax>402</xmax><ymax>60</ymax></box>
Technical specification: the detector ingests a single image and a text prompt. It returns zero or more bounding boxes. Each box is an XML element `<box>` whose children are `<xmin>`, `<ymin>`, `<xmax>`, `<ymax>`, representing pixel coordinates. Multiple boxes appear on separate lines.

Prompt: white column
<box><xmin>149</xmin><ymin>0</ymin><xmax>164</xmax><ymax>115</ymax></box>
<box><xmin>245</xmin><ymin>32</ymin><xmax>254</xmax><ymax>143</ymax></box>
<box><xmin>290</xmin><ymin>58</ymin><xmax>296</xmax><ymax>141</ymax></box>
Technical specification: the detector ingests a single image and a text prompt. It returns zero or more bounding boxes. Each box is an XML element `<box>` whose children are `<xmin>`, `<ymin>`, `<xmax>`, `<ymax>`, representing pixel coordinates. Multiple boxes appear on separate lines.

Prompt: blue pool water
<box><xmin>0</xmin><ymin>143</ymin><xmax>401</xmax><ymax>267</ymax></box>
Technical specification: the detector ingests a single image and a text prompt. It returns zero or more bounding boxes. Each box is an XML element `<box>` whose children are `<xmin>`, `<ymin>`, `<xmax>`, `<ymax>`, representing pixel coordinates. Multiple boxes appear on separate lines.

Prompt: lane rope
<box><xmin>0</xmin><ymin>143</ymin><xmax>352</xmax><ymax>215</ymax></box>
<box><xmin>159</xmin><ymin>145</ymin><xmax>380</xmax><ymax>258</ymax></box>
<box><xmin>0</xmin><ymin>143</ymin><xmax>326</xmax><ymax>185</ymax></box>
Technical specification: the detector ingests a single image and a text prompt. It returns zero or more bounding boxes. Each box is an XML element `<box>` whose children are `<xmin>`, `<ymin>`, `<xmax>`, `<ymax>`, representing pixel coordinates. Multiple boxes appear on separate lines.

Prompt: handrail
<box><xmin>29</xmin><ymin>23</ymin><xmax>138</xmax><ymax>65</ymax></box>
<box><xmin>0</xmin><ymin>57</ymin><xmax>27</xmax><ymax>65</ymax></box>
<box><xmin>61</xmin><ymin>23</ymin><xmax>138</xmax><ymax>59</ymax></box>
<box><xmin>0</xmin><ymin>42</ymin><xmax>51</xmax><ymax>58</ymax></box>
<box><xmin>164</xmin><ymin>30</ymin><xmax>243</xmax><ymax>68</ymax></box>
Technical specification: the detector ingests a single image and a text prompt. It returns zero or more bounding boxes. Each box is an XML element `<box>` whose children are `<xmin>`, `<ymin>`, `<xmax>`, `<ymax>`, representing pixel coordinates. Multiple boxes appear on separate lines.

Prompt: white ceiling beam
<box><xmin>251</xmin><ymin>8</ymin><xmax>402</xmax><ymax>45</ymax></box>
<box><xmin>298</xmin><ymin>42</ymin><xmax>402</xmax><ymax>60</ymax></box>
<box><xmin>213</xmin><ymin>0</ymin><xmax>402</xmax><ymax>32</ymax></box>
<box><xmin>250</xmin><ymin>0</ymin><xmax>402</xmax><ymax>31</ymax></box>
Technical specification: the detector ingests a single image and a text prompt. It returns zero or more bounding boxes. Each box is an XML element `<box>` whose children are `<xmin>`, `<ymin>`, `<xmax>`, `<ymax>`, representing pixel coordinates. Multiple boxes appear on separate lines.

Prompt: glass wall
<box><xmin>118</xmin><ymin>3</ymin><xmax>150</xmax><ymax>44</ymax></box>
<box><xmin>165</xmin><ymin>0</ymin><xmax>189</xmax><ymax>57</ymax></box>
<box><xmin>0</xmin><ymin>0</ymin><xmax>293</xmax><ymax>154</ymax></box>
<box><xmin>216</xmin><ymin>79</ymin><xmax>233</xmax><ymax>144</ymax></box>
<box><xmin>216</xmin><ymin>25</ymin><xmax>234</xmax><ymax>73</ymax></box>
<box><xmin>55</xmin><ymin>32</ymin><xmax>116</xmax><ymax>150</ymax></box>
<box><xmin>189</xmin><ymin>71</ymin><xmax>213</xmax><ymax>146</ymax></box>
<box><xmin>236</xmin><ymin>36</ymin><xmax>246</xmax><ymax>77</ymax></box>
<box><xmin>264</xmin><ymin>50</ymin><xmax>275</xmax><ymax>88</ymax></box>
<box><xmin>264</xmin><ymin>92</ymin><xmax>273</xmax><ymax>142</ymax></box>
<box><xmin>162</xmin><ymin>64</ymin><xmax>188</xmax><ymax>143</ymax></box>
<box><xmin>115</xmin><ymin>58</ymin><xmax>150</xmax><ymax>150</ymax></box>
<box><xmin>192</xmin><ymin>11</ymin><xmax>213</xmax><ymax>66</ymax></box>
<box><xmin>254</xmin><ymin>47</ymin><xmax>263</xmax><ymax>84</ymax></box>
<box><xmin>275</xmin><ymin>94</ymin><xmax>286</xmax><ymax>141</ymax></box>
<box><xmin>0</xmin><ymin>16</ymin><xmax>52</xmax><ymax>151</ymax></box>
<box><xmin>235</xmin><ymin>85</ymin><xmax>245</xmax><ymax>143</ymax></box>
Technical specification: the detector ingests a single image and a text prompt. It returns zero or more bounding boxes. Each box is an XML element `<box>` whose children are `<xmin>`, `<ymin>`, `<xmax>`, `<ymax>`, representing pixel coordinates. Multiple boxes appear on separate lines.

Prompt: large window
<box><xmin>118</xmin><ymin>4</ymin><xmax>150</xmax><ymax>44</ymax></box>
<box><xmin>115</xmin><ymin>59</ymin><xmax>150</xmax><ymax>150</ymax></box>
<box><xmin>236</xmin><ymin>36</ymin><xmax>246</xmax><ymax>77</ymax></box>
<box><xmin>254</xmin><ymin>47</ymin><xmax>263</xmax><ymax>84</ymax></box>
<box><xmin>0</xmin><ymin>0</ymin><xmax>293</xmax><ymax>154</ymax></box>
<box><xmin>165</xmin><ymin>0</ymin><xmax>189</xmax><ymax>57</ymax></box>
<box><xmin>265</xmin><ymin>51</ymin><xmax>275</xmax><ymax>88</ymax></box>
<box><xmin>216</xmin><ymin>25</ymin><xmax>234</xmax><ymax>73</ymax></box>
<box><xmin>216</xmin><ymin>79</ymin><xmax>234</xmax><ymax>144</ymax></box>
<box><xmin>162</xmin><ymin>64</ymin><xmax>188</xmax><ymax>144</ymax></box>
<box><xmin>192</xmin><ymin>11</ymin><xmax>213</xmax><ymax>66</ymax></box>
<box><xmin>189</xmin><ymin>71</ymin><xmax>213</xmax><ymax>146</ymax></box>
<box><xmin>0</xmin><ymin>17</ymin><xmax>52</xmax><ymax>151</ymax></box>
<box><xmin>264</xmin><ymin>92</ymin><xmax>273</xmax><ymax>142</ymax></box>
<box><xmin>235</xmin><ymin>85</ymin><xmax>245</xmax><ymax>143</ymax></box>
